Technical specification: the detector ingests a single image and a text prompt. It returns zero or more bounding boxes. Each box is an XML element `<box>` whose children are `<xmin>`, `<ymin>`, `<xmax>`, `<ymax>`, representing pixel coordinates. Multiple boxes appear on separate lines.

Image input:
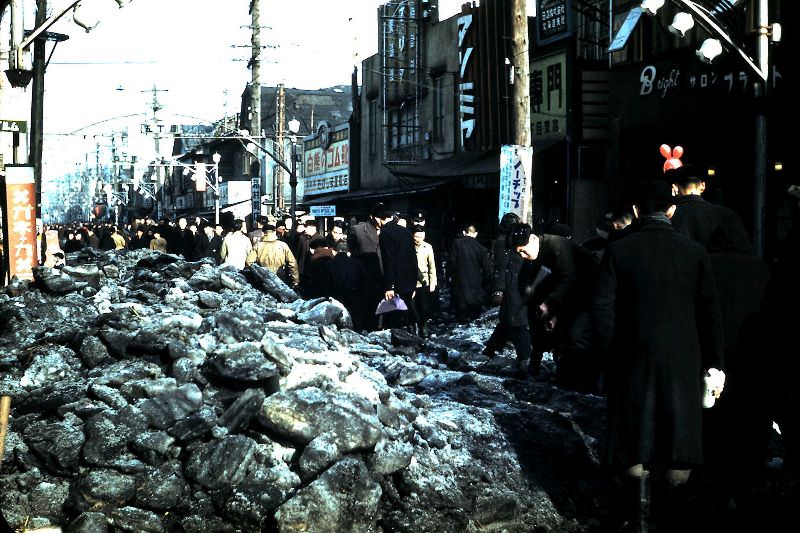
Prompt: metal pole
<box><xmin>31</xmin><ymin>0</ymin><xmax>47</xmax><ymax>223</ymax></box>
<box><xmin>290</xmin><ymin>139</ymin><xmax>297</xmax><ymax>225</ymax></box>
<box><xmin>215</xmin><ymin>163</ymin><xmax>220</xmax><ymax>226</ymax></box>
<box><xmin>753</xmin><ymin>0</ymin><xmax>769</xmax><ymax>257</ymax></box>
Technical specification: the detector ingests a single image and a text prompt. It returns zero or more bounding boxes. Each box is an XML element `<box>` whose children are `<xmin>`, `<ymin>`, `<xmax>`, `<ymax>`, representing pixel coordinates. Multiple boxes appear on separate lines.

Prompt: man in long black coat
<box><xmin>378</xmin><ymin>212</ymin><xmax>418</xmax><ymax>330</ymax></box>
<box><xmin>592</xmin><ymin>180</ymin><xmax>724</xmax><ymax>531</ymax></box>
<box><xmin>510</xmin><ymin>224</ymin><xmax>598</xmax><ymax>388</ymax></box>
<box><xmin>666</xmin><ymin>164</ymin><xmax>753</xmax><ymax>252</ymax></box>
<box><xmin>448</xmin><ymin>223</ymin><xmax>491</xmax><ymax>323</ymax></box>
<box><xmin>348</xmin><ymin>203</ymin><xmax>385</xmax><ymax>331</ymax></box>
<box><xmin>323</xmin><ymin>240</ymin><xmax>371</xmax><ymax>333</ymax></box>
<box><xmin>666</xmin><ymin>164</ymin><xmax>771</xmax><ymax>483</ymax></box>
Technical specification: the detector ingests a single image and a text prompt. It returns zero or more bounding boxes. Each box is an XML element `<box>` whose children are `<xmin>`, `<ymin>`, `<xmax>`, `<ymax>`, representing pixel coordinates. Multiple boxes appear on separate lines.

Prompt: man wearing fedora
<box><xmin>592</xmin><ymin>179</ymin><xmax>724</xmax><ymax>532</ymax></box>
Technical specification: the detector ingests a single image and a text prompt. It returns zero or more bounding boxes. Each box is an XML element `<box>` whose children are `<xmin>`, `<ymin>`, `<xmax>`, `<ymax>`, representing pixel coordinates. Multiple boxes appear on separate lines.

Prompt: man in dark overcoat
<box><xmin>324</xmin><ymin>240</ymin><xmax>371</xmax><ymax>333</ymax></box>
<box><xmin>377</xmin><ymin>211</ymin><xmax>418</xmax><ymax>330</ymax></box>
<box><xmin>667</xmin><ymin>164</ymin><xmax>771</xmax><ymax>485</ymax></box>
<box><xmin>348</xmin><ymin>203</ymin><xmax>386</xmax><ymax>331</ymax></box>
<box><xmin>511</xmin><ymin>225</ymin><xmax>598</xmax><ymax>388</ymax></box>
<box><xmin>666</xmin><ymin>164</ymin><xmax>752</xmax><ymax>252</ymax></box>
<box><xmin>483</xmin><ymin>248</ymin><xmax>540</xmax><ymax>376</ymax></box>
<box><xmin>592</xmin><ymin>180</ymin><xmax>724</xmax><ymax>531</ymax></box>
<box><xmin>448</xmin><ymin>223</ymin><xmax>491</xmax><ymax>323</ymax></box>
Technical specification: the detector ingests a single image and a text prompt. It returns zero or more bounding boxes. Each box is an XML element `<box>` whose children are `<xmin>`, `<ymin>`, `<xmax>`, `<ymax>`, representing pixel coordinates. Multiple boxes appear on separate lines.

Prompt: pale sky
<box><xmin>40</xmin><ymin>0</ymin><xmax>464</xmax><ymax>134</ymax></box>
<box><xmin>32</xmin><ymin>0</ymin><xmax>463</xmax><ymax>176</ymax></box>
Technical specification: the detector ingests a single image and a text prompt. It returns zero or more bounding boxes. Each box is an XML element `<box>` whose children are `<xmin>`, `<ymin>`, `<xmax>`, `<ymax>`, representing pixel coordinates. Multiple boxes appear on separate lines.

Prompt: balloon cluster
<box><xmin>660</xmin><ymin>144</ymin><xmax>684</xmax><ymax>172</ymax></box>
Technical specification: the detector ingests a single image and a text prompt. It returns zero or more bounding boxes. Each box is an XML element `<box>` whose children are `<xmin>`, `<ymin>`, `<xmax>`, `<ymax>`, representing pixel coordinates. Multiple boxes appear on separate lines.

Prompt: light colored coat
<box><xmin>246</xmin><ymin>232</ymin><xmax>300</xmax><ymax>285</ymax></box>
<box><xmin>415</xmin><ymin>240</ymin><xmax>437</xmax><ymax>289</ymax></box>
<box><xmin>220</xmin><ymin>231</ymin><xmax>253</xmax><ymax>270</ymax></box>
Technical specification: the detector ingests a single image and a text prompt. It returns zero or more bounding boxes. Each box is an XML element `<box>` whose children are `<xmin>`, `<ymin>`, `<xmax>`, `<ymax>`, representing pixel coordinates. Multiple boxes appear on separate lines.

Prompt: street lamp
<box><xmin>212</xmin><ymin>152</ymin><xmax>222</xmax><ymax>226</ymax></box>
<box><xmin>630</xmin><ymin>0</ymin><xmax>781</xmax><ymax>255</ymax></box>
<box><xmin>288</xmin><ymin>118</ymin><xmax>301</xmax><ymax>225</ymax></box>
<box><xmin>185</xmin><ymin>155</ymin><xmax>222</xmax><ymax>226</ymax></box>
<box><xmin>240</xmin><ymin>131</ymin><xmax>298</xmax><ymax>224</ymax></box>
<box><xmin>103</xmin><ymin>182</ymin><xmax>127</xmax><ymax>226</ymax></box>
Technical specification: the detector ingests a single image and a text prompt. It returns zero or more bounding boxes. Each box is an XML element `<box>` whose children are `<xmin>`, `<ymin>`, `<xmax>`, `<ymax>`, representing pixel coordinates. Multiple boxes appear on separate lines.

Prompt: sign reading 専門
<box><xmin>303</xmin><ymin>122</ymin><xmax>349</xmax><ymax>197</ymax></box>
<box><xmin>3</xmin><ymin>165</ymin><xmax>37</xmax><ymax>281</ymax></box>
<box><xmin>532</xmin><ymin>51</ymin><xmax>567</xmax><ymax>141</ymax></box>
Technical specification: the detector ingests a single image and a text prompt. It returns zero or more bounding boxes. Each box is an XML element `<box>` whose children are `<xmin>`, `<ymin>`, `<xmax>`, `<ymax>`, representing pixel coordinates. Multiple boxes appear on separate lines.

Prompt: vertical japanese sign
<box><xmin>532</xmin><ymin>51</ymin><xmax>567</xmax><ymax>141</ymax></box>
<box><xmin>251</xmin><ymin>178</ymin><xmax>261</xmax><ymax>222</ymax></box>
<box><xmin>3</xmin><ymin>165</ymin><xmax>37</xmax><ymax>281</ymax></box>
<box><xmin>499</xmin><ymin>145</ymin><xmax>533</xmax><ymax>223</ymax></box>
<box><xmin>458</xmin><ymin>11</ymin><xmax>476</xmax><ymax>149</ymax></box>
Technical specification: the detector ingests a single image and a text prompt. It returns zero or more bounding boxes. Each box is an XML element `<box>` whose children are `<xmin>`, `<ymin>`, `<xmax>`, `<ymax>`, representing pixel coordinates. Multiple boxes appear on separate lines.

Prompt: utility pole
<box><xmin>250</xmin><ymin>0</ymin><xmax>262</xmax><ymax>140</ymax></box>
<box><xmin>511</xmin><ymin>0</ymin><xmax>533</xmax><ymax>223</ymax></box>
<box><xmin>275</xmin><ymin>83</ymin><xmax>286</xmax><ymax>211</ymax></box>
<box><xmin>30</xmin><ymin>0</ymin><xmax>47</xmax><ymax>221</ymax></box>
<box><xmin>142</xmin><ymin>86</ymin><xmax>168</xmax><ymax>219</ymax></box>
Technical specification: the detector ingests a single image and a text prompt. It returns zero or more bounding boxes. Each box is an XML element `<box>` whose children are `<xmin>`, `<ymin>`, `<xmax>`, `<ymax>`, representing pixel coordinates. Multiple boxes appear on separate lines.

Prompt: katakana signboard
<box><xmin>499</xmin><ymin>145</ymin><xmax>533</xmax><ymax>223</ymax></box>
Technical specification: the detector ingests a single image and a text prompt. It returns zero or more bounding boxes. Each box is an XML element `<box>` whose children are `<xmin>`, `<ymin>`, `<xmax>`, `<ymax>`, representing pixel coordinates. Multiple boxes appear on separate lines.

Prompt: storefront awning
<box><xmin>388</xmin><ymin>150</ymin><xmax>499</xmax><ymax>178</ymax></box>
<box><xmin>304</xmin><ymin>178</ymin><xmax>453</xmax><ymax>206</ymax></box>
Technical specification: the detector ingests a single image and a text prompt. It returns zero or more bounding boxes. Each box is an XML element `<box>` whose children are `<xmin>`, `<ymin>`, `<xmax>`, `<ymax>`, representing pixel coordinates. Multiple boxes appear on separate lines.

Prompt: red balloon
<box><xmin>660</xmin><ymin>143</ymin><xmax>684</xmax><ymax>172</ymax></box>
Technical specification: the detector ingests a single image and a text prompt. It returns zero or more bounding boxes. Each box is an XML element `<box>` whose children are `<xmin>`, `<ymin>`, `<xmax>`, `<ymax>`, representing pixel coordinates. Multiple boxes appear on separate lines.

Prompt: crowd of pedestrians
<box><xmin>22</xmin><ymin>167</ymin><xmax>800</xmax><ymax>531</ymax></box>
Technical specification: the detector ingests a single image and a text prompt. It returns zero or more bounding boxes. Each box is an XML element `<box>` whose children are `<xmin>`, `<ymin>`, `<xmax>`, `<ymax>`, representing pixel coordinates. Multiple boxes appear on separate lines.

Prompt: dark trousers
<box><xmin>484</xmin><ymin>323</ymin><xmax>531</xmax><ymax>364</ymax></box>
<box><xmin>413</xmin><ymin>287</ymin><xmax>435</xmax><ymax>326</ymax></box>
<box><xmin>454</xmin><ymin>302</ymin><xmax>483</xmax><ymax>323</ymax></box>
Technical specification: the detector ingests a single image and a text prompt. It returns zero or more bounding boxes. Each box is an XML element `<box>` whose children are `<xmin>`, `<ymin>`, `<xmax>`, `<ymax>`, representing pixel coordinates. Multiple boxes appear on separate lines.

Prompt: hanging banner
<box><xmin>251</xmin><ymin>178</ymin><xmax>261</xmax><ymax>221</ymax></box>
<box><xmin>498</xmin><ymin>145</ymin><xmax>533</xmax><ymax>223</ymax></box>
<box><xmin>3</xmin><ymin>165</ymin><xmax>37</xmax><ymax>281</ymax></box>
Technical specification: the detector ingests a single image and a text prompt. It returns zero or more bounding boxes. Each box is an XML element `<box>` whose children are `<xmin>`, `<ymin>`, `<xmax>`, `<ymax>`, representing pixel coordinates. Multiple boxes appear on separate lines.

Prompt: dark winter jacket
<box><xmin>592</xmin><ymin>216</ymin><xmax>724</xmax><ymax>467</ymax></box>
<box><xmin>348</xmin><ymin>220</ymin><xmax>382</xmax><ymax>283</ymax></box>
<box><xmin>671</xmin><ymin>195</ymin><xmax>753</xmax><ymax>254</ymax></box>
<box><xmin>378</xmin><ymin>221</ymin><xmax>418</xmax><ymax>295</ymax></box>
<box><xmin>448</xmin><ymin>235</ymin><xmax>491</xmax><ymax>309</ymax></box>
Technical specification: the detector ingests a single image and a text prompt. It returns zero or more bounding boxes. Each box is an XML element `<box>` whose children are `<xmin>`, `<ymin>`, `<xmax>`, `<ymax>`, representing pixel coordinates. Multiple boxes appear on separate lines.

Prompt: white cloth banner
<box><xmin>498</xmin><ymin>145</ymin><xmax>533</xmax><ymax>223</ymax></box>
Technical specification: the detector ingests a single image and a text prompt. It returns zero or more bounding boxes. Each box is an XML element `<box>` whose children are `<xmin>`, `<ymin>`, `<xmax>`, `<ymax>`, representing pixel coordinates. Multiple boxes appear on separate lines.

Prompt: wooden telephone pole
<box><xmin>250</xmin><ymin>0</ymin><xmax>262</xmax><ymax>139</ymax></box>
<box><xmin>511</xmin><ymin>0</ymin><xmax>532</xmax><ymax>223</ymax></box>
<box><xmin>275</xmin><ymin>84</ymin><xmax>286</xmax><ymax>211</ymax></box>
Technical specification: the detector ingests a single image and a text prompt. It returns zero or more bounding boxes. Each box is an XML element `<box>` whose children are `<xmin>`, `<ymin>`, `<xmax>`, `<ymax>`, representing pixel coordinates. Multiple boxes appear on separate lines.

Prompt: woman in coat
<box><xmin>412</xmin><ymin>225</ymin><xmax>437</xmax><ymax>337</ymax></box>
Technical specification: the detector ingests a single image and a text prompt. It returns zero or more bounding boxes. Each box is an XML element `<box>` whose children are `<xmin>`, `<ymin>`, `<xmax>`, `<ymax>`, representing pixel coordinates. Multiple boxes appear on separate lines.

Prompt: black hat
<box><xmin>510</xmin><ymin>223</ymin><xmax>533</xmax><ymax>247</ymax></box>
<box><xmin>264</xmin><ymin>223</ymin><xmax>276</xmax><ymax>232</ymax></box>
<box><xmin>370</xmin><ymin>202</ymin><xmax>389</xmax><ymax>219</ymax></box>
<box><xmin>411</xmin><ymin>208</ymin><xmax>427</xmax><ymax>222</ymax></box>
<box><xmin>634</xmin><ymin>180</ymin><xmax>675</xmax><ymax>211</ymax></box>
<box><xmin>665</xmin><ymin>164</ymin><xmax>703</xmax><ymax>186</ymax></box>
